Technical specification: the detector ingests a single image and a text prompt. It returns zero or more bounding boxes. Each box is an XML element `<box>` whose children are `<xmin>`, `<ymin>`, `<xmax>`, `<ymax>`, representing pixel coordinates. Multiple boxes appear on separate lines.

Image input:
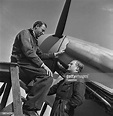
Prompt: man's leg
<box><xmin>18</xmin><ymin>63</ymin><xmax>53</xmax><ymax>115</ymax></box>
<box><xmin>24</xmin><ymin>76</ymin><xmax>53</xmax><ymax>110</ymax></box>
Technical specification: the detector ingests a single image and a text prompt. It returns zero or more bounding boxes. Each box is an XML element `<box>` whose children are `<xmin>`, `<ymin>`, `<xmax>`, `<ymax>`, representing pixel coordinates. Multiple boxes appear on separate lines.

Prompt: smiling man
<box><xmin>10</xmin><ymin>20</ymin><xmax>64</xmax><ymax>116</ymax></box>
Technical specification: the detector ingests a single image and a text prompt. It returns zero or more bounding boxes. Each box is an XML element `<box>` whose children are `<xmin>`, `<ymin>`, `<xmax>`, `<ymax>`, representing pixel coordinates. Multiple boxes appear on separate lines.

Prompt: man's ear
<box><xmin>34</xmin><ymin>25</ymin><xmax>39</xmax><ymax>30</ymax></box>
<box><xmin>34</xmin><ymin>26</ymin><xmax>38</xmax><ymax>30</ymax></box>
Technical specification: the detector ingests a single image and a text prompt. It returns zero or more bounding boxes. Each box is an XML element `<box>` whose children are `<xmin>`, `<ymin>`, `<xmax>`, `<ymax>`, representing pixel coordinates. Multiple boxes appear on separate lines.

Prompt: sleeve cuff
<box><xmin>41</xmin><ymin>63</ymin><xmax>44</xmax><ymax>68</ymax></box>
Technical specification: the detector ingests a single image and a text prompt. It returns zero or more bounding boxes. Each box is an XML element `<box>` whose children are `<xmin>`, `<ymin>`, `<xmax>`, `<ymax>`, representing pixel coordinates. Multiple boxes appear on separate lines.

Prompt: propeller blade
<box><xmin>54</xmin><ymin>0</ymin><xmax>71</xmax><ymax>38</ymax></box>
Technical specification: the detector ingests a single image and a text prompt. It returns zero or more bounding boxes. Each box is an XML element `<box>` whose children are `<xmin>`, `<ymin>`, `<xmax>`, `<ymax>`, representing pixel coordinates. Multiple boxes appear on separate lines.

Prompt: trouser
<box><xmin>18</xmin><ymin>62</ymin><xmax>53</xmax><ymax>110</ymax></box>
<box><xmin>25</xmin><ymin>76</ymin><xmax>53</xmax><ymax>110</ymax></box>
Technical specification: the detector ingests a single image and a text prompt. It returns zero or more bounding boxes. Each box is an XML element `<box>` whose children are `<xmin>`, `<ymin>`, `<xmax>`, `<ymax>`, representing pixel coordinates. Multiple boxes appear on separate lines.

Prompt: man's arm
<box><xmin>55</xmin><ymin>61</ymin><xmax>67</xmax><ymax>77</ymax></box>
<box><xmin>36</xmin><ymin>47</ymin><xmax>55</xmax><ymax>60</ymax></box>
<box><xmin>48</xmin><ymin>80</ymin><xmax>63</xmax><ymax>95</ymax></box>
<box><xmin>68</xmin><ymin>81</ymin><xmax>86</xmax><ymax>107</ymax></box>
<box><xmin>19</xmin><ymin>30</ymin><xmax>53</xmax><ymax>77</ymax></box>
<box><xmin>20</xmin><ymin>30</ymin><xmax>44</xmax><ymax>67</ymax></box>
<box><xmin>37</xmin><ymin>48</ymin><xmax>65</xmax><ymax>60</ymax></box>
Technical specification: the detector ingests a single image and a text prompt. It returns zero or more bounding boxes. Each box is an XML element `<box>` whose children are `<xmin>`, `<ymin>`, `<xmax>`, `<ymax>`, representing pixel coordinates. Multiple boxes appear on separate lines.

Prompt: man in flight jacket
<box><xmin>48</xmin><ymin>60</ymin><xmax>86</xmax><ymax>116</ymax></box>
<box><xmin>11</xmin><ymin>20</ymin><xmax>64</xmax><ymax>116</ymax></box>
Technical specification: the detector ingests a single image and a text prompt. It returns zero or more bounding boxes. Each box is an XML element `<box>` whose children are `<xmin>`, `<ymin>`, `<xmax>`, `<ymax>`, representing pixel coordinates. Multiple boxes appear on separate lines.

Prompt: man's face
<box><xmin>67</xmin><ymin>61</ymin><xmax>79</xmax><ymax>73</ymax></box>
<box><xmin>34</xmin><ymin>24</ymin><xmax>46</xmax><ymax>38</ymax></box>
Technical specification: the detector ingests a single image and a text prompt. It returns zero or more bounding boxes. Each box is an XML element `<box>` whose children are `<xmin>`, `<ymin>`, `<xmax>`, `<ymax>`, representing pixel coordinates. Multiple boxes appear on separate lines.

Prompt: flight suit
<box><xmin>48</xmin><ymin>72</ymin><xmax>86</xmax><ymax>116</ymax></box>
<box><xmin>11</xmin><ymin>28</ymin><xmax>54</xmax><ymax>110</ymax></box>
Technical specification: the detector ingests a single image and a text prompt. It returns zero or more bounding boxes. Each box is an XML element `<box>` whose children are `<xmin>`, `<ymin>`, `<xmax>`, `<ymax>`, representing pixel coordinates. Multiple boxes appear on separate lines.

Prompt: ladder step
<box><xmin>0</xmin><ymin>112</ymin><xmax>13</xmax><ymax>116</ymax></box>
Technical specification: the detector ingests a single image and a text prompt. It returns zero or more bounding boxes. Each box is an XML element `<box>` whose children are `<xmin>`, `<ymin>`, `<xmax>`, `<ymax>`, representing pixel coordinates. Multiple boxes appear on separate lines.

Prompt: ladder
<box><xmin>0</xmin><ymin>62</ymin><xmax>23</xmax><ymax>116</ymax></box>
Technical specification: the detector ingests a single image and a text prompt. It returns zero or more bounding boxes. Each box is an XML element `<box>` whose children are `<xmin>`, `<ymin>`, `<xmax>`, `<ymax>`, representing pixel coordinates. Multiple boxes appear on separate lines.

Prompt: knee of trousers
<box><xmin>46</xmin><ymin>76</ymin><xmax>53</xmax><ymax>86</ymax></box>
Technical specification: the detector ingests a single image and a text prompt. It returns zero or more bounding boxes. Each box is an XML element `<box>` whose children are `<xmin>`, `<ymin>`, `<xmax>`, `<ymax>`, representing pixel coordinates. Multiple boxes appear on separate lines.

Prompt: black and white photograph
<box><xmin>0</xmin><ymin>0</ymin><xmax>113</xmax><ymax>116</ymax></box>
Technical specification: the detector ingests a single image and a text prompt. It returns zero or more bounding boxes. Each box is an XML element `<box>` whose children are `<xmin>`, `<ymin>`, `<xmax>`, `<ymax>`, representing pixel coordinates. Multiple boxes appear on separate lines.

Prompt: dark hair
<box><xmin>33</xmin><ymin>20</ymin><xmax>47</xmax><ymax>28</ymax></box>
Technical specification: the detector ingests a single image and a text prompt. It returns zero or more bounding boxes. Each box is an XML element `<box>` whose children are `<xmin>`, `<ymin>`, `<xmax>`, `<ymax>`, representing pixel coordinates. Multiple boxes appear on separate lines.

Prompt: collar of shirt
<box><xmin>29</xmin><ymin>28</ymin><xmax>38</xmax><ymax>45</ymax></box>
<box><xmin>32</xmin><ymin>30</ymin><xmax>36</xmax><ymax>38</ymax></box>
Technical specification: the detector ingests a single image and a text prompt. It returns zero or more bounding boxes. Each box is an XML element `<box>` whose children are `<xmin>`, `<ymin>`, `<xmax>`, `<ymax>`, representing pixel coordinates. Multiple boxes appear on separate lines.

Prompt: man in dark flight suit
<box><xmin>48</xmin><ymin>60</ymin><xmax>86</xmax><ymax>116</ymax></box>
<box><xmin>10</xmin><ymin>20</ymin><xmax>64</xmax><ymax>116</ymax></box>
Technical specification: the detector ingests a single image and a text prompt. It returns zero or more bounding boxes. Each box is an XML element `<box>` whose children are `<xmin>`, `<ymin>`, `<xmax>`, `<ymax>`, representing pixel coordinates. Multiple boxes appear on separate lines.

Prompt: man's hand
<box><xmin>64</xmin><ymin>103</ymin><xmax>70</xmax><ymax>114</ymax></box>
<box><xmin>54</xmin><ymin>50</ymin><xmax>65</xmax><ymax>58</ymax></box>
<box><xmin>41</xmin><ymin>63</ymin><xmax>53</xmax><ymax>77</ymax></box>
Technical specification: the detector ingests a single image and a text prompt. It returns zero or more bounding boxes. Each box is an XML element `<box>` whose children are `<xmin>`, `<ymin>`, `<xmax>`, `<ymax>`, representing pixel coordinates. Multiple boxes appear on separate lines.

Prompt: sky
<box><xmin>1</xmin><ymin>0</ymin><xmax>113</xmax><ymax>115</ymax></box>
<box><xmin>1</xmin><ymin>0</ymin><xmax>113</xmax><ymax>62</ymax></box>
